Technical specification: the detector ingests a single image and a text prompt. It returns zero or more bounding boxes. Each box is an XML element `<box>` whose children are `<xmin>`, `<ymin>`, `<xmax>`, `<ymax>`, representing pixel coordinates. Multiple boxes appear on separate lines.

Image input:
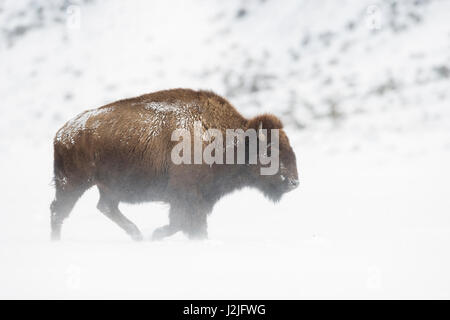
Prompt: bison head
<box><xmin>246</xmin><ymin>114</ymin><xmax>299</xmax><ymax>202</ymax></box>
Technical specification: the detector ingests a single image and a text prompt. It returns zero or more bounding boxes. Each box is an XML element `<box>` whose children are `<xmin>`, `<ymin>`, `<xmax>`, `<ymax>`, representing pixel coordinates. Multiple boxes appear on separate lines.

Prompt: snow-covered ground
<box><xmin>0</xmin><ymin>0</ymin><xmax>449</xmax><ymax>299</ymax></box>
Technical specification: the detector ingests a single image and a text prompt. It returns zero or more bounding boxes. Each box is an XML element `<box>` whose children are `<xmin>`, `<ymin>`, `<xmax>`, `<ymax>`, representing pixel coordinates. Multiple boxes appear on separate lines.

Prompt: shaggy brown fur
<box><xmin>51</xmin><ymin>88</ymin><xmax>299</xmax><ymax>241</ymax></box>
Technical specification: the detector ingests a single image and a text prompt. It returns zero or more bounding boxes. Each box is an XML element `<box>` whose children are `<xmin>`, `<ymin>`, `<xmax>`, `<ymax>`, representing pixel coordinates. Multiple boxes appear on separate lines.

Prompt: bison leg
<box><xmin>152</xmin><ymin>202</ymin><xmax>209</xmax><ymax>241</ymax></box>
<box><xmin>50</xmin><ymin>186</ymin><xmax>85</xmax><ymax>241</ymax></box>
<box><xmin>97</xmin><ymin>188</ymin><xmax>143</xmax><ymax>241</ymax></box>
<box><xmin>172</xmin><ymin>200</ymin><xmax>209</xmax><ymax>240</ymax></box>
<box><xmin>151</xmin><ymin>225</ymin><xmax>179</xmax><ymax>241</ymax></box>
<box><xmin>151</xmin><ymin>205</ymin><xmax>185</xmax><ymax>241</ymax></box>
<box><xmin>184</xmin><ymin>197</ymin><xmax>211</xmax><ymax>240</ymax></box>
<box><xmin>184</xmin><ymin>210</ymin><xmax>208</xmax><ymax>240</ymax></box>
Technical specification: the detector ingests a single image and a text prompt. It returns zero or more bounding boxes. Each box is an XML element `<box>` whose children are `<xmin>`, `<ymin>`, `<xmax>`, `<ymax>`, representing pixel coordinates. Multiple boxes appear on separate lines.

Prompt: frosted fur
<box><xmin>142</xmin><ymin>100</ymin><xmax>199</xmax><ymax>130</ymax></box>
<box><xmin>143</xmin><ymin>101</ymin><xmax>180</xmax><ymax>113</ymax></box>
<box><xmin>56</xmin><ymin>107</ymin><xmax>114</xmax><ymax>145</ymax></box>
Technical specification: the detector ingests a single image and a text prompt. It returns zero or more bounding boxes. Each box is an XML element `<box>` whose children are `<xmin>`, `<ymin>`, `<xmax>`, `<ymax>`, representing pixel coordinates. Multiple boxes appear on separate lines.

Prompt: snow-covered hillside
<box><xmin>0</xmin><ymin>0</ymin><xmax>449</xmax><ymax>298</ymax></box>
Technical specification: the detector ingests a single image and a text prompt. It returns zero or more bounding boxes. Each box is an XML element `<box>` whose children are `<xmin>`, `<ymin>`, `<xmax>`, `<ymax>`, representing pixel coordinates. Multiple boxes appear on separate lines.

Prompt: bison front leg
<box><xmin>151</xmin><ymin>205</ymin><xmax>184</xmax><ymax>241</ymax></box>
<box><xmin>184</xmin><ymin>210</ymin><xmax>208</xmax><ymax>240</ymax></box>
<box><xmin>176</xmin><ymin>200</ymin><xmax>210</xmax><ymax>240</ymax></box>
<box><xmin>152</xmin><ymin>201</ymin><xmax>210</xmax><ymax>241</ymax></box>
<box><xmin>151</xmin><ymin>224</ymin><xmax>179</xmax><ymax>241</ymax></box>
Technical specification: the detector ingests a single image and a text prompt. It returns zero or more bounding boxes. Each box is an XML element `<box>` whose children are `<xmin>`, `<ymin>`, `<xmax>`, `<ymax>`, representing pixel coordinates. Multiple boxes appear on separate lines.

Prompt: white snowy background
<box><xmin>1</xmin><ymin>0</ymin><xmax>449</xmax><ymax>299</ymax></box>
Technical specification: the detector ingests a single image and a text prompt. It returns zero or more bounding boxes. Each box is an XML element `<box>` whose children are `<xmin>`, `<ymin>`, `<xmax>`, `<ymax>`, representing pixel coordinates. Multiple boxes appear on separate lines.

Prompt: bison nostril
<box><xmin>288</xmin><ymin>178</ymin><xmax>299</xmax><ymax>189</ymax></box>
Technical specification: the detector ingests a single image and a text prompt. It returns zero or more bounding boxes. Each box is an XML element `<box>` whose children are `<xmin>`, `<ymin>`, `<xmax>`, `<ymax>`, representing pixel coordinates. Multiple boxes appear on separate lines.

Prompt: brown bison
<box><xmin>51</xmin><ymin>89</ymin><xmax>299</xmax><ymax>241</ymax></box>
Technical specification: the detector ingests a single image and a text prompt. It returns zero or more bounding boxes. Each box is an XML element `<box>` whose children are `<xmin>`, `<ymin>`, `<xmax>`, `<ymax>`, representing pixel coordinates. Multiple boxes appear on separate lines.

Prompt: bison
<box><xmin>51</xmin><ymin>89</ymin><xmax>299</xmax><ymax>241</ymax></box>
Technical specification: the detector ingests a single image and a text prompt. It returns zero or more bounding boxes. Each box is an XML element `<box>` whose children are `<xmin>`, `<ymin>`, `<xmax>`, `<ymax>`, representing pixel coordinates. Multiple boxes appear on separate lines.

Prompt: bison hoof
<box><xmin>130</xmin><ymin>233</ymin><xmax>143</xmax><ymax>241</ymax></box>
<box><xmin>51</xmin><ymin>230</ymin><xmax>61</xmax><ymax>241</ymax></box>
<box><xmin>187</xmin><ymin>231</ymin><xmax>208</xmax><ymax>241</ymax></box>
<box><xmin>151</xmin><ymin>228</ymin><xmax>166</xmax><ymax>241</ymax></box>
<box><xmin>151</xmin><ymin>225</ymin><xmax>179</xmax><ymax>241</ymax></box>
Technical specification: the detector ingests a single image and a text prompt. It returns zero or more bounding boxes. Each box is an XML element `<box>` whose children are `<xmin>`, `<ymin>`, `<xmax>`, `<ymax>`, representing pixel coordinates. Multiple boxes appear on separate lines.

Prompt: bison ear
<box><xmin>247</xmin><ymin>114</ymin><xmax>283</xmax><ymax>132</ymax></box>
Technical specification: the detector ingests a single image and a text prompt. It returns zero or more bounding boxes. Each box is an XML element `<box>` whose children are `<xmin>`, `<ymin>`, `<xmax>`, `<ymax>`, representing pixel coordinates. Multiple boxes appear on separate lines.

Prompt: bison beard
<box><xmin>50</xmin><ymin>88</ymin><xmax>299</xmax><ymax>241</ymax></box>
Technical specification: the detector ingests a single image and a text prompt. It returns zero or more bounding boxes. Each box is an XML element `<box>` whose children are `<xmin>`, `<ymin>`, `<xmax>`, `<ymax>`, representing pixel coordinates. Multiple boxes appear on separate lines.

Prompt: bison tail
<box><xmin>52</xmin><ymin>142</ymin><xmax>70</xmax><ymax>190</ymax></box>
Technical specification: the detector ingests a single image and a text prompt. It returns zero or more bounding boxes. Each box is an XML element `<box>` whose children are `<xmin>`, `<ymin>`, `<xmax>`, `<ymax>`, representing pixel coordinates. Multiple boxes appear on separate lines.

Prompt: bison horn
<box><xmin>258</xmin><ymin>121</ymin><xmax>266</xmax><ymax>142</ymax></box>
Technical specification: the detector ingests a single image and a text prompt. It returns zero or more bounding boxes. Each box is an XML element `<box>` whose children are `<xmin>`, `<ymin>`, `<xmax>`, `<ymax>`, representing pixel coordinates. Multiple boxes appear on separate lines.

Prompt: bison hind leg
<box><xmin>50</xmin><ymin>182</ymin><xmax>86</xmax><ymax>241</ymax></box>
<box><xmin>96</xmin><ymin>186</ymin><xmax>143</xmax><ymax>241</ymax></box>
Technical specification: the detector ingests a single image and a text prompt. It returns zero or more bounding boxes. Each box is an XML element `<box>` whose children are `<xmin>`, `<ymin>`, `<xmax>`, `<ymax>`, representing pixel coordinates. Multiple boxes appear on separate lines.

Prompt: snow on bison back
<box><xmin>51</xmin><ymin>88</ymin><xmax>299</xmax><ymax>241</ymax></box>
